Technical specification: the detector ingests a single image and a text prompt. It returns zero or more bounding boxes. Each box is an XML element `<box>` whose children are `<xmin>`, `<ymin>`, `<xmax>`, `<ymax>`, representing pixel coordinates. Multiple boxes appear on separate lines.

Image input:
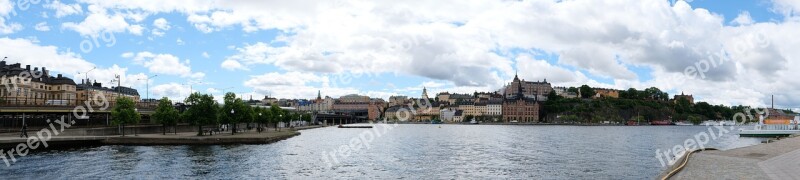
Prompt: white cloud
<box><xmin>44</xmin><ymin>0</ymin><xmax>83</xmax><ymax>18</ymax></box>
<box><xmin>151</xmin><ymin>17</ymin><xmax>170</xmax><ymax>36</ymax></box>
<box><xmin>220</xmin><ymin>59</ymin><xmax>247</xmax><ymax>71</ymax></box>
<box><xmin>201</xmin><ymin>52</ymin><xmax>210</xmax><ymax>58</ymax></box>
<box><xmin>125</xmin><ymin>51</ymin><xmax>205</xmax><ymax>79</ymax></box>
<box><xmin>150</xmin><ymin>83</ymin><xmax>196</xmax><ymax>102</ymax></box>
<box><xmin>176</xmin><ymin>38</ymin><xmax>184</xmax><ymax>45</ymax></box>
<box><xmin>731</xmin><ymin>11</ymin><xmax>754</xmax><ymax>26</ymax></box>
<box><xmin>34</xmin><ymin>22</ymin><xmax>50</xmax><ymax>31</ymax></box>
<box><xmin>0</xmin><ymin>0</ymin><xmax>22</xmax><ymax>34</ymax></box>
<box><xmin>61</xmin><ymin>4</ymin><xmax>143</xmax><ymax>36</ymax></box>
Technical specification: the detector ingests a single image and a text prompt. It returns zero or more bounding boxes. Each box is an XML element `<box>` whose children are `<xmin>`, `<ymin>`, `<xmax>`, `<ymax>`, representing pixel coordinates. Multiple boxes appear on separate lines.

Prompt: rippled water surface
<box><xmin>1</xmin><ymin>125</ymin><xmax>765</xmax><ymax>179</ymax></box>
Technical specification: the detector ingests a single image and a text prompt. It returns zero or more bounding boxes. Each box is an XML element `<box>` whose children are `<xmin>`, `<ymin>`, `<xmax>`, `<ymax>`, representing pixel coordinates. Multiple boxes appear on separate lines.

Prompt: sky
<box><xmin>0</xmin><ymin>0</ymin><xmax>799</xmax><ymax>110</ymax></box>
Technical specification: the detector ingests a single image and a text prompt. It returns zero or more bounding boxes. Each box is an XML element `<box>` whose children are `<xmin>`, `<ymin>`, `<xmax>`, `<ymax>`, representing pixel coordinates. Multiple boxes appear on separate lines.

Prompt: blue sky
<box><xmin>1</xmin><ymin>0</ymin><xmax>799</xmax><ymax>109</ymax></box>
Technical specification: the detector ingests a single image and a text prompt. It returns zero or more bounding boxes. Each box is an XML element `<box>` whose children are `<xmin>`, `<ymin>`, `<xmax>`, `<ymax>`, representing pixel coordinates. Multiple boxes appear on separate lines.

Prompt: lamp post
<box><xmin>258</xmin><ymin>113</ymin><xmax>262</xmax><ymax>133</ymax></box>
<box><xmin>134</xmin><ymin>108</ymin><xmax>138</xmax><ymax>136</ymax></box>
<box><xmin>137</xmin><ymin>75</ymin><xmax>158</xmax><ymax>101</ymax></box>
<box><xmin>231</xmin><ymin>109</ymin><xmax>235</xmax><ymax>135</ymax></box>
<box><xmin>77</xmin><ymin>67</ymin><xmax>96</xmax><ymax>106</ymax></box>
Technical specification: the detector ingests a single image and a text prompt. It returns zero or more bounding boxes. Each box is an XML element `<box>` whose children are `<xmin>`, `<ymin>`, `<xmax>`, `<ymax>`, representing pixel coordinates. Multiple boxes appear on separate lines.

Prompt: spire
<box><xmin>517</xmin><ymin>78</ymin><xmax>524</xmax><ymax>100</ymax></box>
<box><xmin>317</xmin><ymin>90</ymin><xmax>321</xmax><ymax>99</ymax></box>
<box><xmin>513</xmin><ymin>70</ymin><xmax>520</xmax><ymax>82</ymax></box>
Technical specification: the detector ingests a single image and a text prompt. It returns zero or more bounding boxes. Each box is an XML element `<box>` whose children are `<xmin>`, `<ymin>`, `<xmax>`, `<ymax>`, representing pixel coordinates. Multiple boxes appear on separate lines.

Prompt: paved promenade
<box><xmin>670</xmin><ymin>135</ymin><xmax>800</xmax><ymax>179</ymax></box>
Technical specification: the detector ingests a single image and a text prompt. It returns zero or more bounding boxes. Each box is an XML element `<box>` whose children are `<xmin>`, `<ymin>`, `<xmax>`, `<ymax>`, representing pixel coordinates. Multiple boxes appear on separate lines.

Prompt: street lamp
<box><xmin>137</xmin><ymin>75</ymin><xmax>158</xmax><ymax>101</ymax></box>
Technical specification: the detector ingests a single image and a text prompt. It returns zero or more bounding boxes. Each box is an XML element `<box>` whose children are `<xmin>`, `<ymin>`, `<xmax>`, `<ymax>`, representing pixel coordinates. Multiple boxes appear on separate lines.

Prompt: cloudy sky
<box><xmin>1</xmin><ymin>0</ymin><xmax>798</xmax><ymax>109</ymax></box>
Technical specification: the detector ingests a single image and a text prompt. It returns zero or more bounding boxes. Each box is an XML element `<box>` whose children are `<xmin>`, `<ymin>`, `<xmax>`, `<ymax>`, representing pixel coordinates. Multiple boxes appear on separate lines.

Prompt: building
<box><xmin>502</xmin><ymin>77</ymin><xmax>541</xmax><ymax>123</ymax></box>
<box><xmin>440</xmin><ymin>108</ymin><xmax>456</xmax><ymax>122</ymax></box>
<box><xmin>76</xmin><ymin>79</ymin><xmax>140</xmax><ymax>106</ymax></box>
<box><xmin>593</xmin><ymin>88</ymin><xmax>620</xmax><ymax>99</ymax></box>
<box><xmin>447</xmin><ymin>93</ymin><xmax>474</xmax><ymax>104</ymax></box>
<box><xmin>421</xmin><ymin>87</ymin><xmax>430</xmax><ymax>100</ymax></box>
<box><xmin>339</xmin><ymin>94</ymin><xmax>370</xmax><ymax>103</ymax></box>
<box><xmin>453</xmin><ymin>110</ymin><xmax>464</xmax><ymax>122</ymax></box>
<box><xmin>436</xmin><ymin>92</ymin><xmax>450</xmax><ymax>103</ymax></box>
<box><xmin>262</xmin><ymin>96</ymin><xmax>278</xmax><ymax>105</ymax></box>
<box><xmin>486</xmin><ymin>99</ymin><xmax>503</xmax><ymax>117</ymax></box>
<box><xmin>388</xmin><ymin>95</ymin><xmax>409</xmax><ymax>106</ymax></box>
<box><xmin>0</xmin><ymin>62</ymin><xmax>79</xmax><ymax>106</ymax></box>
<box><xmin>673</xmin><ymin>92</ymin><xmax>694</xmax><ymax>104</ymax></box>
<box><xmin>553</xmin><ymin>86</ymin><xmax>578</xmax><ymax>99</ymax></box>
<box><xmin>503</xmin><ymin>73</ymin><xmax>552</xmax><ymax>101</ymax></box>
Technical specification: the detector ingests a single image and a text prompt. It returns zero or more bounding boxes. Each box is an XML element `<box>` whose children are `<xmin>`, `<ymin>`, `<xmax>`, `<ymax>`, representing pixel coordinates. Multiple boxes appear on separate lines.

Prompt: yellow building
<box><xmin>0</xmin><ymin>63</ymin><xmax>77</xmax><ymax>106</ymax></box>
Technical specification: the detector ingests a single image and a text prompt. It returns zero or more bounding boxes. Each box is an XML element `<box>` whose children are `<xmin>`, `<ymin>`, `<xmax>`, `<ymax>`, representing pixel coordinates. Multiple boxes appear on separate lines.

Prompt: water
<box><xmin>1</xmin><ymin>125</ymin><xmax>765</xmax><ymax>179</ymax></box>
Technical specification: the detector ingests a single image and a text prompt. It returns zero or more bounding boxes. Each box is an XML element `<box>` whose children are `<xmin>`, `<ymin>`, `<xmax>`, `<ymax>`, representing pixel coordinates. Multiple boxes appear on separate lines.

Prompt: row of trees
<box><xmin>110</xmin><ymin>92</ymin><xmax>313</xmax><ymax>136</ymax></box>
<box><xmin>543</xmin><ymin>85</ymin><xmax>757</xmax><ymax>124</ymax></box>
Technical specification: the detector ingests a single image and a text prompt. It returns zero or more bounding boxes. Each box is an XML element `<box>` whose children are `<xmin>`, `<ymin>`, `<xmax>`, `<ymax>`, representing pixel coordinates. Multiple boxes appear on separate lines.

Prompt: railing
<box><xmin>757</xmin><ymin>124</ymin><xmax>799</xmax><ymax>130</ymax></box>
<box><xmin>0</xmin><ymin>97</ymin><xmax>157</xmax><ymax>111</ymax></box>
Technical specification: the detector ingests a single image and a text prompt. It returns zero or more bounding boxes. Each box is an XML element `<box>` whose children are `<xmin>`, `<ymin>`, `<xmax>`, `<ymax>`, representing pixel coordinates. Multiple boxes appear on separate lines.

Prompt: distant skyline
<box><xmin>1</xmin><ymin>0</ymin><xmax>798</xmax><ymax>110</ymax></box>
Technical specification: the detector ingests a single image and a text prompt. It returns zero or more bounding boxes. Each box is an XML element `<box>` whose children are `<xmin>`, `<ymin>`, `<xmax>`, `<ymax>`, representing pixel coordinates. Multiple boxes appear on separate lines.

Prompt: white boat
<box><xmin>739</xmin><ymin>115</ymin><xmax>800</xmax><ymax>137</ymax></box>
<box><xmin>470</xmin><ymin>118</ymin><xmax>478</xmax><ymax>124</ymax></box>
<box><xmin>674</xmin><ymin>121</ymin><xmax>694</xmax><ymax>126</ymax></box>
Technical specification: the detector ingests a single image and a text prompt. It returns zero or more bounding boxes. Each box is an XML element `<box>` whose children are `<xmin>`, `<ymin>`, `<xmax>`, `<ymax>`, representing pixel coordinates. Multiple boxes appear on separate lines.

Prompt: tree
<box><xmin>255</xmin><ymin>107</ymin><xmax>271</xmax><ymax>133</ymax></box>
<box><xmin>220</xmin><ymin>92</ymin><xmax>255</xmax><ymax>135</ymax></box>
<box><xmin>152</xmin><ymin>97</ymin><xmax>179</xmax><ymax>135</ymax></box>
<box><xmin>111</xmin><ymin>97</ymin><xmax>140</xmax><ymax>137</ymax></box>
<box><xmin>270</xmin><ymin>104</ymin><xmax>284</xmax><ymax>131</ymax></box>
<box><xmin>183</xmin><ymin>93</ymin><xmax>219</xmax><ymax>136</ymax></box>
<box><xmin>579</xmin><ymin>85</ymin><xmax>596</xmax><ymax>99</ymax></box>
<box><xmin>464</xmin><ymin>115</ymin><xmax>475</xmax><ymax>123</ymax></box>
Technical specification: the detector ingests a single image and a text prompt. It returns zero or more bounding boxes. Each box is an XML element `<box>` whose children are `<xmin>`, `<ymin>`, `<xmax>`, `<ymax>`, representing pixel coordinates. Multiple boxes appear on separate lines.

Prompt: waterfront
<box><xmin>0</xmin><ymin>124</ymin><xmax>764</xmax><ymax>179</ymax></box>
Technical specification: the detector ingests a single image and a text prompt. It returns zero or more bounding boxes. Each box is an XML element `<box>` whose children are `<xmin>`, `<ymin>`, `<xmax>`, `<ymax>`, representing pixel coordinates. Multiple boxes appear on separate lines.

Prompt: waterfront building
<box><xmin>486</xmin><ymin>99</ymin><xmax>503</xmax><ymax>117</ymax></box>
<box><xmin>440</xmin><ymin>108</ymin><xmax>456</xmax><ymax>122</ymax></box>
<box><xmin>503</xmin><ymin>74</ymin><xmax>552</xmax><ymax>101</ymax></box>
<box><xmin>502</xmin><ymin>77</ymin><xmax>541</xmax><ymax>123</ymax></box>
<box><xmin>453</xmin><ymin>110</ymin><xmax>464</xmax><ymax>122</ymax></box>
<box><xmin>0</xmin><ymin>62</ymin><xmax>79</xmax><ymax>106</ymax></box>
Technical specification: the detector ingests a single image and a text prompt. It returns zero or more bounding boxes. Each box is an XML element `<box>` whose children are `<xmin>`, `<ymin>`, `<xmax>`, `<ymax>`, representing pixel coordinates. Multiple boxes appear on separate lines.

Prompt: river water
<box><xmin>1</xmin><ymin>124</ymin><xmax>765</xmax><ymax>179</ymax></box>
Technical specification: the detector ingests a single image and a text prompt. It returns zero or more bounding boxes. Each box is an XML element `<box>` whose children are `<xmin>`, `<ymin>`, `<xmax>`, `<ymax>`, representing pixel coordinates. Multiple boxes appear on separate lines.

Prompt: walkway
<box><xmin>671</xmin><ymin>136</ymin><xmax>800</xmax><ymax>179</ymax></box>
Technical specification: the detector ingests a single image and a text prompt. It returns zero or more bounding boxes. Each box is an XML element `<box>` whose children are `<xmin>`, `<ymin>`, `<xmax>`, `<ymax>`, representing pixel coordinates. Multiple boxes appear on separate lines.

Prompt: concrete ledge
<box><xmin>101</xmin><ymin>131</ymin><xmax>300</xmax><ymax>146</ymax></box>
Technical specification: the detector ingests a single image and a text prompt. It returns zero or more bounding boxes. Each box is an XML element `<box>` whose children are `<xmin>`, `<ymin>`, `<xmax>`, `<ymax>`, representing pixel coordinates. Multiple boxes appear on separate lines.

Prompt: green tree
<box><xmin>183</xmin><ymin>93</ymin><xmax>219</xmax><ymax>136</ymax></box>
<box><xmin>464</xmin><ymin>115</ymin><xmax>475</xmax><ymax>123</ymax></box>
<box><xmin>270</xmin><ymin>104</ymin><xmax>284</xmax><ymax>131</ymax></box>
<box><xmin>255</xmin><ymin>107</ymin><xmax>271</xmax><ymax>133</ymax></box>
<box><xmin>579</xmin><ymin>85</ymin><xmax>596</xmax><ymax>99</ymax></box>
<box><xmin>111</xmin><ymin>97</ymin><xmax>140</xmax><ymax>137</ymax></box>
<box><xmin>220</xmin><ymin>92</ymin><xmax>255</xmax><ymax>135</ymax></box>
<box><xmin>152</xmin><ymin>97</ymin><xmax>179</xmax><ymax>135</ymax></box>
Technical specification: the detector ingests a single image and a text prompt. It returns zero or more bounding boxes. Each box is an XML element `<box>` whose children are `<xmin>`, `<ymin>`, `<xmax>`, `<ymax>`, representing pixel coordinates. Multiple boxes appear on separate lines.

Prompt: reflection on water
<box><xmin>0</xmin><ymin>125</ymin><xmax>765</xmax><ymax>179</ymax></box>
